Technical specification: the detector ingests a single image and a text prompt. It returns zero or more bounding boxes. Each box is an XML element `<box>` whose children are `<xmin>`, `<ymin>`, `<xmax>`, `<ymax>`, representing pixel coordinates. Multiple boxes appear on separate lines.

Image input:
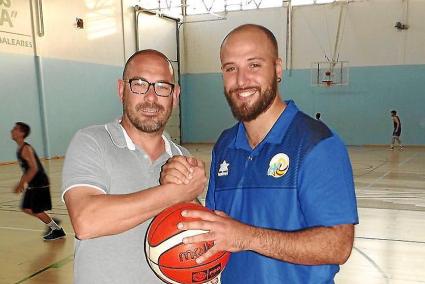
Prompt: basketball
<box><xmin>145</xmin><ymin>202</ymin><xmax>230</xmax><ymax>284</ymax></box>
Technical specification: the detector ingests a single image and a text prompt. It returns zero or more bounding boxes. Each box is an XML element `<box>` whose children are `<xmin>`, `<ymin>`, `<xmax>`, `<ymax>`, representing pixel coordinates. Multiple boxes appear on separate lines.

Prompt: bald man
<box><xmin>62</xmin><ymin>50</ymin><xmax>207</xmax><ymax>283</ymax></box>
<box><xmin>161</xmin><ymin>24</ymin><xmax>358</xmax><ymax>283</ymax></box>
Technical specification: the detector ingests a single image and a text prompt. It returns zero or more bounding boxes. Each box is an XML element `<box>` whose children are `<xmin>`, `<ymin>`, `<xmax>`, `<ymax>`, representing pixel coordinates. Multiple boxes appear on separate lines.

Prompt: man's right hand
<box><xmin>161</xmin><ymin>156</ymin><xmax>207</xmax><ymax>201</ymax></box>
<box><xmin>160</xmin><ymin>156</ymin><xmax>198</xmax><ymax>185</ymax></box>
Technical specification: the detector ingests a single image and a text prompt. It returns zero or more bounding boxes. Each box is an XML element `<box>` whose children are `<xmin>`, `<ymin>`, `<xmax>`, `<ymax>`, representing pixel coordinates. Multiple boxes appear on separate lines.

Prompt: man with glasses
<box><xmin>62</xmin><ymin>49</ymin><xmax>207</xmax><ymax>283</ymax></box>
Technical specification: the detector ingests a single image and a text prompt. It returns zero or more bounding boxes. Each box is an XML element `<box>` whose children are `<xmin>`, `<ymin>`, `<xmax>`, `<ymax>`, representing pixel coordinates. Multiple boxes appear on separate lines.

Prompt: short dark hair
<box><xmin>391</xmin><ymin>110</ymin><xmax>397</xmax><ymax>115</ymax></box>
<box><xmin>16</xmin><ymin>122</ymin><xmax>31</xmax><ymax>138</ymax></box>
<box><xmin>221</xmin><ymin>24</ymin><xmax>279</xmax><ymax>58</ymax></box>
<box><xmin>122</xmin><ymin>49</ymin><xmax>174</xmax><ymax>80</ymax></box>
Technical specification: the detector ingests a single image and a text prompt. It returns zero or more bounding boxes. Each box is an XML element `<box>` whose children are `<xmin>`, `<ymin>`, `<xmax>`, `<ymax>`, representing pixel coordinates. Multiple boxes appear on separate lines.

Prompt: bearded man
<box><xmin>161</xmin><ymin>24</ymin><xmax>359</xmax><ymax>284</ymax></box>
<box><xmin>62</xmin><ymin>50</ymin><xmax>207</xmax><ymax>284</ymax></box>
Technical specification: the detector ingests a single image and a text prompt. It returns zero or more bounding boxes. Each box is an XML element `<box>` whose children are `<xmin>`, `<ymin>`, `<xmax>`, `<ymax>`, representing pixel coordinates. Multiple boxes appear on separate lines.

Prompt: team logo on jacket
<box><xmin>267</xmin><ymin>153</ymin><xmax>290</xmax><ymax>178</ymax></box>
<box><xmin>218</xmin><ymin>160</ymin><xmax>229</xmax><ymax>176</ymax></box>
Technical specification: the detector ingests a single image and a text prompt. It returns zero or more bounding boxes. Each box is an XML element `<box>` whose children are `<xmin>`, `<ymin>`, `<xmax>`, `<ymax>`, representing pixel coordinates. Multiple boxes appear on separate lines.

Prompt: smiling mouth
<box><xmin>140</xmin><ymin>108</ymin><xmax>160</xmax><ymax>116</ymax></box>
<box><xmin>233</xmin><ymin>88</ymin><xmax>258</xmax><ymax>98</ymax></box>
<box><xmin>136</xmin><ymin>102</ymin><xmax>165</xmax><ymax>116</ymax></box>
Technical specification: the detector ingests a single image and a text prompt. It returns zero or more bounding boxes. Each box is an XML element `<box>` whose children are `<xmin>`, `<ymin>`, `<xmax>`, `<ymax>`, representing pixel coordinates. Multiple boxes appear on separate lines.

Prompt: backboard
<box><xmin>311</xmin><ymin>61</ymin><xmax>349</xmax><ymax>87</ymax></box>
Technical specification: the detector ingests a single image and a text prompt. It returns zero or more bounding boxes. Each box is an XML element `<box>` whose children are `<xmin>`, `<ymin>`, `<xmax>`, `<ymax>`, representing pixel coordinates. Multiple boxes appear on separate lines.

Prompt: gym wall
<box><xmin>0</xmin><ymin>0</ymin><xmax>185</xmax><ymax>163</ymax></box>
<box><xmin>1</xmin><ymin>0</ymin><xmax>125</xmax><ymax>162</ymax></box>
<box><xmin>180</xmin><ymin>0</ymin><xmax>425</xmax><ymax>145</ymax></box>
<box><xmin>1</xmin><ymin>0</ymin><xmax>424</xmax><ymax>164</ymax></box>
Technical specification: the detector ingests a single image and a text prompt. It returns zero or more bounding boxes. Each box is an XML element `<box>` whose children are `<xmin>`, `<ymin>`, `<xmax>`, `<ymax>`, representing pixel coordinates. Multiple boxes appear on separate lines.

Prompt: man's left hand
<box><xmin>177</xmin><ymin>209</ymin><xmax>250</xmax><ymax>264</ymax></box>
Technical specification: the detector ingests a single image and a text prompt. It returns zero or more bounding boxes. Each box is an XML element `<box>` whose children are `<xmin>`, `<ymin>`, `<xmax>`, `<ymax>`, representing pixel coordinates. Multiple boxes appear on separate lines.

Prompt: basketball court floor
<box><xmin>0</xmin><ymin>144</ymin><xmax>424</xmax><ymax>283</ymax></box>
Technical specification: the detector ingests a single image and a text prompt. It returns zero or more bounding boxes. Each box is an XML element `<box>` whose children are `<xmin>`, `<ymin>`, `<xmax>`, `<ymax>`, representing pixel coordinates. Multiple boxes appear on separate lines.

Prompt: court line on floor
<box><xmin>0</xmin><ymin>226</ymin><xmax>43</xmax><ymax>232</ymax></box>
<box><xmin>14</xmin><ymin>255</ymin><xmax>73</xmax><ymax>284</ymax></box>
<box><xmin>356</xmin><ymin>236</ymin><xmax>425</xmax><ymax>244</ymax></box>
<box><xmin>361</xmin><ymin>153</ymin><xmax>417</xmax><ymax>190</ymax></box>
<box><xmin>354</xmin><ymin>160</ymin><xmax>388</xmax><ymax>178</ymax></box>
<box><xmin>0</xmin><ymin>199</ymin><xmax>19</xmax><ymax>204</ymax></box>
<box><xmin>352</xmin><ymin>246</ymin><xmax>390</xmax><ymax>283</ymax></box>
<box><xmin>0</xmin><ymin>208</ymin><xmax>69</xmax><ymax>214</ymax></box>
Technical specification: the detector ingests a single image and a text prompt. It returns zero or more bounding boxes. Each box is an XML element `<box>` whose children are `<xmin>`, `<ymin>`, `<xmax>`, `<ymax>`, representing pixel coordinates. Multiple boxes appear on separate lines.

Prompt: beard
<box><xmin>224</xmin><ymin>74</ymin><xmax>278</xmax><ymax>122</ymax></box>
<box><xmin>123</xmin><ymin>95</ymin><xmax>172</xmax><ymax>133</ymax></box>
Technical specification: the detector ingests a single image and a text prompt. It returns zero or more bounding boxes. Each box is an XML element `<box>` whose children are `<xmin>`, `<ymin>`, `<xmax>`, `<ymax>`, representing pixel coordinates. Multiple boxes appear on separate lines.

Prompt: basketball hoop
<box><xmin>322</xmin><ymin>80</ymin><xmax>333</xmax><ymax>88</ymax></box>
<box><xmin>311</xmin><ymin>61</ymin><xmax>349</xmax><ymax>87</ymax></box>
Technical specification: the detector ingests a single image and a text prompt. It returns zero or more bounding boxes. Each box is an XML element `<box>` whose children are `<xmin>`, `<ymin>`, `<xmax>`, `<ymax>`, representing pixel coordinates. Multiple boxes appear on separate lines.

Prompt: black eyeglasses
<box><xmin>123</xmin><ymin>78</ymin><xmax>174</xmax><ymax>97</ymax></box>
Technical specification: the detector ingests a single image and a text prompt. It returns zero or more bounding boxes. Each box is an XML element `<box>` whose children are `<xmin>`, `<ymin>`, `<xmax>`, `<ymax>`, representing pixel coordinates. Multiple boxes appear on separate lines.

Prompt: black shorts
<box><xmin>21</xmin><ymin>186</ymin><xmax>52</xmax><ymax>213</ymax></box>
<box><xmin>393</xmin><ymin>129</ymin><xmax>401</xmax><ymax>136</ymax></box>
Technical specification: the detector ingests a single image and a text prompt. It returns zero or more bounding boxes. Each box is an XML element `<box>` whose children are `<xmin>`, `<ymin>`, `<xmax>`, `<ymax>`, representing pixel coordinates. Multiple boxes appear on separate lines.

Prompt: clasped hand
<box><xmin>160</xmin><ymin>155</ymin><xmax>249</xmax><ymax>263</ymax></box>
<box><xmin>160</xmin><ymin>155</ymin><xmax>207</xmax><ymax>203</ymax></box>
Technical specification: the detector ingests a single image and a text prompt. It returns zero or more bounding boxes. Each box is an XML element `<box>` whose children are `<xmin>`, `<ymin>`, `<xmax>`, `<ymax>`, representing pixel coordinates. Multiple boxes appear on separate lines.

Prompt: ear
<box><xmin>172</xmin><ymin>84</ymin><xmax>180</xmax><ymax>108</ymax></box>
<box><xmin>118</xmin><ymin>79</ymin><xmax>125</xmax><ymax>102</ymax></box>
<box><xmin>275</xmin><ymin>57</ymin><xmax>283</xmax><ymax>81</ymax></box>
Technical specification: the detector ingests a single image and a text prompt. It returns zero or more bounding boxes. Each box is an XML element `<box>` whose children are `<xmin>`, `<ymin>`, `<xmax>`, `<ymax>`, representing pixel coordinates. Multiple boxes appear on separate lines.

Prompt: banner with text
<box><xmin>1</xmin><ymin>0</ymin><xmax>33</xmax><ymax>55</ymax></box>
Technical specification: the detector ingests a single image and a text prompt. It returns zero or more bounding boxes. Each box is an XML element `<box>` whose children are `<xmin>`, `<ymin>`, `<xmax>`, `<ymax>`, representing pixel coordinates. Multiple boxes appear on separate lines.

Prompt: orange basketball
<box><xmin>145</xmin><ymin>202</ymin><xmax>230</xmax><ymax>284</ymax></box>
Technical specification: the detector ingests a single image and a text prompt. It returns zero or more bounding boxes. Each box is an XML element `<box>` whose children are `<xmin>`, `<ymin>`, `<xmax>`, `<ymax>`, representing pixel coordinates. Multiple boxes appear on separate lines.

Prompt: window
<box><xmin>136</xmin><ymin>0</ymin><xmax>182</xmax><ymax>18</ymax></box>
<box><xmin>293</xmin><ymin>0</ymin><xmax>335</xmax><ymax>6</ymax></box>
<box><xmin>135</xmin><ymin>0</ymin><xmax>340</xmax><ymax>16</ymax></box>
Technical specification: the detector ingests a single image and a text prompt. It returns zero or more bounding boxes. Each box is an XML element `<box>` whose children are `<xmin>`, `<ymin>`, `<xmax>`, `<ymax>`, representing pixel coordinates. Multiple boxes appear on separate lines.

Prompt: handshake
<box><xmin>160</xmin><ymin>155</ymin><xmax>208</xmax><ymax>203</ymax></box>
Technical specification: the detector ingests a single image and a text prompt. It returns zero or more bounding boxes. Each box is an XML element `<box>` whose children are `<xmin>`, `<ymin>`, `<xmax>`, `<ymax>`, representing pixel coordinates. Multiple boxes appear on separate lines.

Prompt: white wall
<box><xmin>37</xmin><ymin>0</ymin><xmax>123</xmax><ymax>64</ymax></box>
<box><xmin>122</xmin><ymin>0</ymin><xmax>137</xmax><ymax>62</ymax></box>
<box><xmin>33</xmin><ymin>0</ymin><xmax>124</xmax><ymax>65</ymax></box>
<box><xmin>403</xmin><ymin>0</ymin><xmax>425</xmax><ymax>65</ymax></box>
<box><xmin>337</xmin><ymin>0</ymin><xmax>406</xmax><ymax>67</ymax></box>
<box><xmin>182</xmin><ymin>8</ymin><xmax>287</xmax><ymax>74</ymax></box>
<box><xmin>182</xmin><ymin>0</ymin><xmax>425</xmax><ymax>73</ymax></box>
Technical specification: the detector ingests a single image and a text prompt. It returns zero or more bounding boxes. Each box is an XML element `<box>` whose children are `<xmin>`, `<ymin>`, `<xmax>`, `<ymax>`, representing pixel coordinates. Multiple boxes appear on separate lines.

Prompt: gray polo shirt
<box><xmin>62</xmin><ymin>120</ymin><xmax>189</xmax><ymax>284</ymax></box>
